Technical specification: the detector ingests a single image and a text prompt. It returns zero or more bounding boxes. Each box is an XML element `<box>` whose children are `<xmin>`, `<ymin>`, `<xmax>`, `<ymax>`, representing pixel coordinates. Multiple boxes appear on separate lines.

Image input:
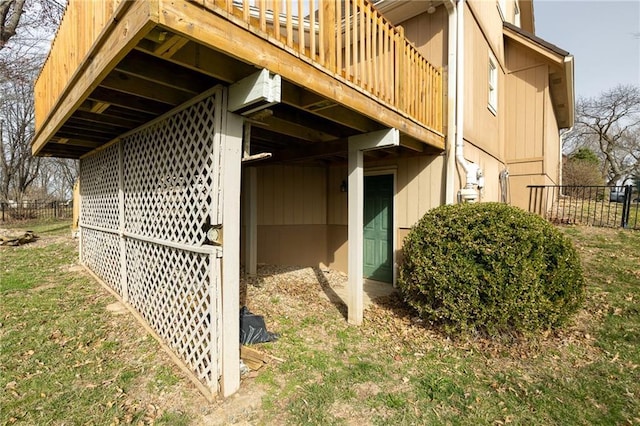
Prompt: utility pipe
<box><xmin>444</xmin><ymin>0</ymin><xmax>457</xmax><ymax>204</ymax></box>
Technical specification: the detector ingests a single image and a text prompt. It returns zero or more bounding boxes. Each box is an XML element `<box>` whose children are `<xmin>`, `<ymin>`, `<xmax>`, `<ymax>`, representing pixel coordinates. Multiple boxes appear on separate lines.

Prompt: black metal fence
<box><xmin>527</xmin><ymin>185</ymin><xmax>639</xmax><ymax>230</ymax></box>
<box><xmin>0</xmin><ymin>201</ymin><xmax>73</xmax><ymax>222</ymax></box>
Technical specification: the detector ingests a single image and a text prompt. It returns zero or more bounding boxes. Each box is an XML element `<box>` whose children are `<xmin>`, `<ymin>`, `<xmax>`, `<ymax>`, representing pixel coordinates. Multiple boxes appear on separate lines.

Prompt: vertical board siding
<box><xmin>463</xmin><ymin>13</ymin><xmax>500</xmax><ymax>157</ymax></box>
<box><xmin>257</xmin><ymin>165</ymin><xmax>327</xmax><ymax>226</ymax></box>
<box><xmin>505</xmin><ymin>39</ymin><xmax>550</xmax><ymax>163</ymax></box>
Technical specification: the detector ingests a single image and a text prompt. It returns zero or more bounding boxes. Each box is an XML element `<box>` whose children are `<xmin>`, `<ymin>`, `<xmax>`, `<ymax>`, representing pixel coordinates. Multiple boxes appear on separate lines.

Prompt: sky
<box><xmin>534</xmin><ymin>0</ymin><xmax>640</xmax><ymax>100</ymax></box>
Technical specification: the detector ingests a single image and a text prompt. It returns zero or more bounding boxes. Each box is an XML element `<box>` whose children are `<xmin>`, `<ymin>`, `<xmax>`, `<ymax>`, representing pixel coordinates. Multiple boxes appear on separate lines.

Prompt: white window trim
<box><xmin>497</xmin><ymin>0</ymin><xmax>507</xmax><ymax>20</ymax></box>
<box><xmin>488</xmin><ymin>53</ymin><xmax>498</xmax><ymax>115</ymax></box>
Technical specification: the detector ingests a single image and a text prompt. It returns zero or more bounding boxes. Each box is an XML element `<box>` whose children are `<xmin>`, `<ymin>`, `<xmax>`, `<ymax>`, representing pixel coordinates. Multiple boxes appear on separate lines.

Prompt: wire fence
<box><xmin>527</xmin><ymin>185</ymin><xmax>639</xmax><ymax>230</ymax></box>
<box><xmin>1</xmin><ymin>201</ymin><xmax>73</xmax><ymax>223</ymax></box>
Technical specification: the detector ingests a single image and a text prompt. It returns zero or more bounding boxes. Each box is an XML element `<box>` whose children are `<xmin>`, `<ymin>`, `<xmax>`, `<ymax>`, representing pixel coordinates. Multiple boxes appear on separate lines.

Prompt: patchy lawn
<box><xmin>1</xmin><ymin>223</ymin><xmax>639</xmax><ymax>425</ymax></box>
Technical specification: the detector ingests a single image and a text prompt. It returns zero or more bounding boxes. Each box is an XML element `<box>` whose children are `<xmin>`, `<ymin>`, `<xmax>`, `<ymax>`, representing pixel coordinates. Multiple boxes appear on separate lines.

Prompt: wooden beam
<box><xmin>142</xmin><ymin>39</ymin><xmax>255</xmax><ymax>84</ymax></box>
<box><xmin>70</xmin><ymin>110</ymin><xmax>145</xmax><ymax>128</ymax></box>
<box><xmin>250</xmin><ymin>114</ymin><xmax>338</xmax><ymax>143</ymax></box>
<box><xmin>153</xmin><ymin>33</ymin><xmax>189</xmax><ymax>58</ymax></box>
<box><xmin>87</xmin><ymin>87</ymin><xmax>174</xmax><ymax>115</ymax></box>
<box><xmin>115</xmin><ymin>49</ymin><xmax>215</xmax><ymax>95</ymax></box>
<box><xmin>99</xmin><ymin>72</ymin><xmax>194</xmax><ymax>106</ymax></box>
<box><xmin>90</xmin><ymin>102</ymin><xmax>111</xmax><ymax>113</ymax></box>
<box><xmin>280</xmin><ymin>81</ymin><xmax>383</xmax><ymax>133</ymax></box>
<box><xmin>244</xmin><ymin>167</ymin><xmax>257</xmax><ymax>276</ymax></box>
<box><xmin>158</xmin><ymin>0</ymin><xmax>444</xmax><ymax>150</ymax></box>
<box><xmin>271</xmin><ymin>138</ymin><xmax>347</xmax><ymax>162</ymax></box>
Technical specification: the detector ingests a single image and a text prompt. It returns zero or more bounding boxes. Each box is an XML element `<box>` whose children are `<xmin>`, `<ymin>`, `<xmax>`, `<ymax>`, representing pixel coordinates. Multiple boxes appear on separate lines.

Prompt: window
<box><xmin>488</xmin><ymin>54</ymin><xmax>498</xmax><ymax>114</ymax></box>
<box><xmin>514</xmin><ymin>0</ymin><xmax>521</xmax><ymax>27</ymax></box>
<box><xmin>497</xmin><ymin>0</ymin><xmax>506</xmax><ymax>20</ymax></box>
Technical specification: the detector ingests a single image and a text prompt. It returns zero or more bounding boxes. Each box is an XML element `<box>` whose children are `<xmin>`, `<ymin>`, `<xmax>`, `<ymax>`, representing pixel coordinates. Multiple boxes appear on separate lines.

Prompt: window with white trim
<box><xmin>514</xmin><ymin>0</ymin><xmax>521</xmax><ymax>27</ymax></box>
<box><xmin>488</xmin><ymin>54</ymin><xmax>498</xmax><ymax>114</ymax></box>
<box><xmin>497</xmin><ymin>0</ymin><xmax>506</xmax><ymax>20</ymax></box>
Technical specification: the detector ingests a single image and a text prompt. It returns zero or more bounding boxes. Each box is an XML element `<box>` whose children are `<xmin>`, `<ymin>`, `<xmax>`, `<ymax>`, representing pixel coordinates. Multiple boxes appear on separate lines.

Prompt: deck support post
<box><xmin>245</xmin><ymin>166</ymin><xmax>258</xmax><ymax>276</ymax></box>
<box><xmin>347</xmin><ymin>128</ymin><xmax>399</xmax><ymax>325</ymax></box>
<box><xmin>220</xmin><ymin>107</ymin><xmax>243</xmax><ymax>397</ymax></box>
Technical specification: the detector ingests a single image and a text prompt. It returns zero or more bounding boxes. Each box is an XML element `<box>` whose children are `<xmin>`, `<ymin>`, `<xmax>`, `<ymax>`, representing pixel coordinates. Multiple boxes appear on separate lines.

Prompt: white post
<box><xmin>221</xmin><ymin>110</ymin><xmax>243</xmax><ymax>397</ymax></box>
<box><xmin>347</xmin><ymin>129</ymin><xmax>399</xmax><ymax>325</ymax></box>
<box><xmin>118</xmin><ymin>140</ymin><xmax>128</xmax><ymax>302</ymax></box>
<box><xmin>245</xmin><ymin>167</ymin><xmax>258</xmax><ymax>276</ymax></box>
<box><xmin>347</xmin><ymin>148</ymin><xmax>364</xmax><ymax>325</ymax></box>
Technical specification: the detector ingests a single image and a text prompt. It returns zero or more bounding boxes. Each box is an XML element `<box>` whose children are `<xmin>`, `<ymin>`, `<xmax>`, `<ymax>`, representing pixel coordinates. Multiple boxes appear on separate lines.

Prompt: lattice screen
<box><xmin>80</xmin><ymin>227</ymin><xmax>122</xmax><ymax>294</ymax></box>
<box><xmin>123</xmin><ymin>95</ymin><xmax>221</xmax><ymax>245</ymax></box>
<box><xmin>126</xmin><ymin>239</ymin><xmax>218</xmax><ymax>388</ymax></box>
<box><xmin>79</xmin><ymin>143</ymin><xmax>119</xmax><ymax>229</ymax></box>
<box><xmin>78</xmin><ymin>90</ymin><xmax>224</xmax><ymax>394</ymax></box>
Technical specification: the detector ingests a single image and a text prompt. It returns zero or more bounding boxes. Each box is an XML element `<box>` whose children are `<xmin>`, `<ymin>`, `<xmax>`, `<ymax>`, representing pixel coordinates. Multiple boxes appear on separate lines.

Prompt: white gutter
<box><xmin>444</xmin><ymin>0</ymin><xmax>457</xmax><ymax>204</ymax></box>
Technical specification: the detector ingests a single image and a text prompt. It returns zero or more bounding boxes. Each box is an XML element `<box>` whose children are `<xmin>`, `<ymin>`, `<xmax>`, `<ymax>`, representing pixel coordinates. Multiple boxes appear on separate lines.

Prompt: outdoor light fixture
<box><xmin>340</xmin><ymin>180</ymin><xmax>348</xmax><ymax>193</ymax></box>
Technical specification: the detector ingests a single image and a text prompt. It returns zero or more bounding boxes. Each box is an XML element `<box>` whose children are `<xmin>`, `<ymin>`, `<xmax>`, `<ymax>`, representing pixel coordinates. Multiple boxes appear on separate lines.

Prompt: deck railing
<box><xmin>206</xmin><ymin>0</ymin><xmax>443</xmax><ymax>133</ymax></box>
<box><xmin>35</xmin><ymin>0</ymin><xmax>443</xmax><ymax>137</ymax></box>
<box><xmin>34</xmin><ymin>0</ymin><xmax>123</xmax><ymax>129</ymax></box>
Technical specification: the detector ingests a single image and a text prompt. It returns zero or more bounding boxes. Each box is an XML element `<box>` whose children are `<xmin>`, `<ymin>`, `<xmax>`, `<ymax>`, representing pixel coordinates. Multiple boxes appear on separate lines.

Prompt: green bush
<box><xmin>398</xmin><ymin>203</ymin><xmax>585</xmax><ymax>335</ymax></box>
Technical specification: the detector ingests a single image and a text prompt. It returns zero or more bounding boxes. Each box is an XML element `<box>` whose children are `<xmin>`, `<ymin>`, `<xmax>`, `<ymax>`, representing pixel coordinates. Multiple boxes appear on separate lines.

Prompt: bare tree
<box><xmin>0</xmin><ymin>65</ymin><xmax>40</xmax><ymax>202</ymax></box>
<box><xmin>568</xmin><ymin>85</ymin><xmax>640</xmax><ymax>186</ymax></box>
<box><xmin>0</xmin><ymin>0</ymin><xmax>66</xmax><ymax>202</ymax></box>
<box><xmin>1</xmin><ymin>0</ymin><xmax>64</xmax><ymax>50</ymax></box>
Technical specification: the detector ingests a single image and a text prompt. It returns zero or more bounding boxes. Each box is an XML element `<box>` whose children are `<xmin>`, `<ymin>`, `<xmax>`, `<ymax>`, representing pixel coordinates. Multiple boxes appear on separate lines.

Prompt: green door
<box><xmin>363</xmin><ymin>174</ymin><xmax>394</xmax><ymax>283</ymax></box>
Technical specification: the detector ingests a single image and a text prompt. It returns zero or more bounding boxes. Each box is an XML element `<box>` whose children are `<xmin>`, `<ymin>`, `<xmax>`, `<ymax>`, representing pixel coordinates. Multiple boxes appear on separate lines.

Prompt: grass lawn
<box><xmin>1</xmin><ymin>223</ymin><xmax>639</xmax><ymax>425</ymax></box>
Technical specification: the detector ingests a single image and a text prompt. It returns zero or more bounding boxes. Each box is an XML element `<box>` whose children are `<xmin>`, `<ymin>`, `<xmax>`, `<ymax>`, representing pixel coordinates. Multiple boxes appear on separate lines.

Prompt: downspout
<box><xmin>446</xmin><ymin>0</ymin><xmax>481</xmax><ymax>203</ymax></box>
<box><xmin>444</xmin><ymin>0</ymin><xmax>457</xmax><ymax>204</ymax></box>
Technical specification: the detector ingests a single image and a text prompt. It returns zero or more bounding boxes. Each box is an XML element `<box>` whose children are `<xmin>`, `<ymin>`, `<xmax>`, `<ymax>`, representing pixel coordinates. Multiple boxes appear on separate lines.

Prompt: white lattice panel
<box><xmin>123</xmin><ymin>95</ymin><xmax>221</xmax><ymax>245</ymax></box>
<box><xmin>80</xmin><ymin>228</ymin><xmax>122</xmax><ymax>294</ymax></box>
<box><xmin>126</xmin><ymin>239</ymin><xmax>219</xmax><ymax>388</ymax></box>
<box><xmin>79</xmin><ymin>143</ymin><xmax>120</xmax><ymax>230</ymax></box>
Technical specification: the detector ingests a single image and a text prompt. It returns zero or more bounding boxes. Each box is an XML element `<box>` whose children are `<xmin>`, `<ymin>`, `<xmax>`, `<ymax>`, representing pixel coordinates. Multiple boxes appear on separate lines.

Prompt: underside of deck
<box><xmin>32</xmin><ymin>0</ymin><xmax>445</xmax><ymax>161</ymax></box>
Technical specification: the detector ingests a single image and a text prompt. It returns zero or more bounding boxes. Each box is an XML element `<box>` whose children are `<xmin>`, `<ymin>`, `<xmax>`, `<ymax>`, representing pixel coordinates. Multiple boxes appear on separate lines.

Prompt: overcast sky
<box><xmin>534</xmin><ymin>0</ymin><xmax>640</xmax><ymax>100</ymax></box>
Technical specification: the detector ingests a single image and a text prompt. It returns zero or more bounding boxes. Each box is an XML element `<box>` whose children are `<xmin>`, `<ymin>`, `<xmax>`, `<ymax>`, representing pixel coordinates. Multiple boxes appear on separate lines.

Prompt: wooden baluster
<box><xmin>365</xmin><ymin>4</ymin><xmax>371</xmax><ymax>90</ymax></box>
<box><xmin>273</xmin><ymin>0</ymin><xmax>280</xmax><ymax>40</ymax></box>
<box><xmin>344</xmin><ymin>0</ymin><xmax>351</xmax><ymax>79</ymax></box>
<box><xmin>310</xmin><ymin>0</ymin><xmax>316</xmax><ymax>60</ymax></box>
<box><xmin>298</xmin><ymin>1</ymin><xmax>305</xmax><ymax>55</ymax></box>
<box><xmin>318</xmin><ymin>0</ymin><xmax>324</xmax><ymax>65</ymax></box>
<box><xmin>286</xmin><ymin>0</ymin><xmax>293</xmax><ymax>47</ymax></box>
<box><xmin>259</xmin><ymin>0</ymin><xmax>267</xmax><ymax>32</ymax></box>
<box><xmin>243</xmin><ymin>0</ymin><xmax>250</xmax><ymax>22</ymax></box>
<box><xmin>328</xmin><ymin>0</ymin><xmax>337</xmax><ymax>73</ymax></box>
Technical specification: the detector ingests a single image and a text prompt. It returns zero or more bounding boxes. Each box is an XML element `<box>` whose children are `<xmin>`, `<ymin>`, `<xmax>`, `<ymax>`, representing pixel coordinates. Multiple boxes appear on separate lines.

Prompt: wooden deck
<box><xmin>32</xmin><ymin>0</ymin><xmax>445</xmax><ymax>159</ymax></box>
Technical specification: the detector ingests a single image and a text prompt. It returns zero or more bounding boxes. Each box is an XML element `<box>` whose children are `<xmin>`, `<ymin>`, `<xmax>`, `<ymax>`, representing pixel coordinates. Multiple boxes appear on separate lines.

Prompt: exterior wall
<box><xmin>399</xmin><ymin>5</ymin><xmax>448</xmax><ymax>68</ymax></box>
<box><xmin>467</xmin><ymin>1</ymin><xmax>505</xmax><ymax>66</ymax></box>
<box><xmin>463</xmin><ymin>3</ymin><xmax>503</xmax><ymax>162</ymax></box>
<box><xmin>255</xmin><ymin>165</ymin><xmax>328</xmax><ymax>268</ymax></box>
<box><xmin>504</xmin><ymin>38</ymin><xmax>562</xmax><ymax>209</ymax></box>
<box><xmin>253</xmin><ymin>155</ymin><xmax>447</xmax><ymax>275</ymax></box>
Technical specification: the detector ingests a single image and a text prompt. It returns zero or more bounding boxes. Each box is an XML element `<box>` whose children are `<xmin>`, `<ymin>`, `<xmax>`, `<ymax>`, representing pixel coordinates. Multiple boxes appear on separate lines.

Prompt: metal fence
<box><xmin>527</xmin><ymin>185</ymin><xmax>639</xmax><ymax>230</ymax></box>
<box><xmin>0</xmin><ymin>201</ymin><xmax>73</xmax><ymax>222</ymax></box>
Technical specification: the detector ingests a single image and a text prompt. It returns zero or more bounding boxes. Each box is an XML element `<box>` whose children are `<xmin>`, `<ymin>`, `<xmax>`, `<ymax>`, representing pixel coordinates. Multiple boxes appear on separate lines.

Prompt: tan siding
<box><xmin>399</xmin><ymin>6</ymin><xmax>448</xmax><ymax>68</ymax></box>
<box><xmin>257</xmin><ymin>165</ymin><xmax>327</xmax><ymax>225</ymax></box>
<box><xmin>327</xmin><ymin>225</ymin><xmax>348</xmax><ymax>273</ymax></box>
<box><xmin>327</xmin><ymin>165</ymin><xmax>348</xmax><ymax>225</ymax></box>
<box><xmin>544</xmin><ymin>91</ymin><xmax>560</xmax><ymax>184</ymax></box>
<box><xmin>257</xmin><ymin>225</ymin><xmax>328</xmax><ymax>267</ymax></box>
<box><xmin>467</xmin><ymin>0</ymin><xmax>504</xmax><ymax>65</ymax></box>
<box><xmin>463</xmin><ymin>10</ymin><xmax>501</xmax><ymax>159</ymax></box>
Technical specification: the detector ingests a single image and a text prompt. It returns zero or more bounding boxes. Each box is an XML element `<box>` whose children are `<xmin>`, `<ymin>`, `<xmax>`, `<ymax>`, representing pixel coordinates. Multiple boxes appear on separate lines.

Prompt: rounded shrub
<box><xmin>398</xmin><ymin>202</ymin><xmax>585</xmax><ymax>335</ymax></box>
